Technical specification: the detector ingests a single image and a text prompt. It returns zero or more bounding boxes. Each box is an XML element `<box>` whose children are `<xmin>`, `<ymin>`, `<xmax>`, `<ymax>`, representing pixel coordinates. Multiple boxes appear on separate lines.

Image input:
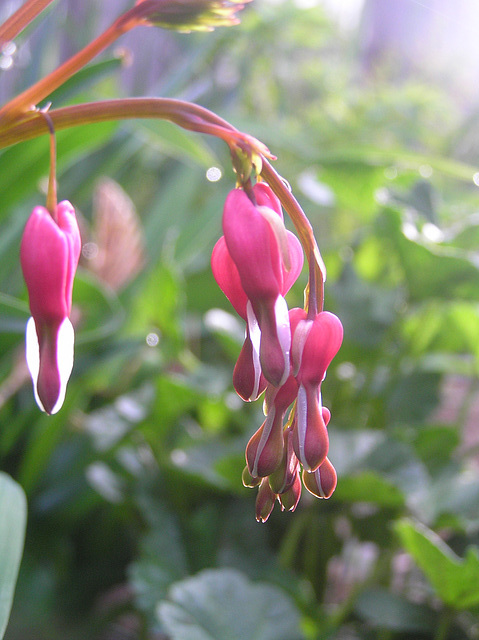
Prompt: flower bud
<box><xmin>232</xmin><ymin>303</ymin><xmax>266</xmax><ymax>402</ymax></box>
<box><xmin>293</xmin><ymin>311</ymin><xmax>343</xmax><ymax>387</ymax></box>
<box><xmin>245</xmin><ymin>407</ymin><xmax>284</xmax><ymax>478</ymax></box>
<box><xmin>278</xmin><ymin>472</ymin><xmax>301</xmax><ymax>512</ymax></box>
<box><xmin>242</xmin><ymin>465</ymin><xmax>261</xmax><ymax>488</ymax></box>
<box><xmin>134</xmin><ymin>0</ymin><xmax>250</xmax><ymax>33</ymax></box>
<box><xmin>293</xmin><ymin>385</ymin><xmax>329</xmax><ymax>471</ymax></box>
<box><xmin>302</xmin><ymin>457</ymin><xmax>337</xmax><ymax>499</ymax></box>
<box><xmin>255</xmin><ymin>478</ymin><xmax>277</xmax><ymax>523</ymax></box>
<box><xmin>269</xmin><ymin>426</ymin><xmax>299</xmax><ymax>494</ymax></box>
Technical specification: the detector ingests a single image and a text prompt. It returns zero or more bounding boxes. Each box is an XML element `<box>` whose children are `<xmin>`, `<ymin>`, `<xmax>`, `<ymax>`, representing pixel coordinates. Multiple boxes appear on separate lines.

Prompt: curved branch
<box><xmin>0</xmin><ymin>0</ymin><xmax>56</xmax><ymax>46</ymax></box>
<box><xmin>0</xmin><ymin>97</ymin><xmax>326</xmax><ymax>302</ymax></box>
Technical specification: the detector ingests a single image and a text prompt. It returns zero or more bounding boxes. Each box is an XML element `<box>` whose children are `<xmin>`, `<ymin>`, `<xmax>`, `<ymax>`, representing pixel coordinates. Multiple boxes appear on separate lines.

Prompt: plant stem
<box><xmin>40</xmin><ymin>110</ymin><xmax>57</xmax><ymax>216</ymax></box>
<box><xmin>0</xmin><ymin>6</ymin><xmax>142</xmax><ymax>123</ymax></box>
<box><xmin>0</xmin><ymin>96</ymin><xmax>326</xmax><ymax>303</ymax></box>
<box><xmin>0</xmin><ymin>0</ymin><xmax>56</xmax><ymax>46</ymax></box>
<box><xmin>261</xmin><ymin>160</ymin><xmax>326</xmax><ymax>310</ymax></box>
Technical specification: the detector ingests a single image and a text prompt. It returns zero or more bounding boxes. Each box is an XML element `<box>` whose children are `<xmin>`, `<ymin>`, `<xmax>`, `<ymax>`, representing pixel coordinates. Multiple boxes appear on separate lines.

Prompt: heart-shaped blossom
<box><xmin>212</xmin><ymin>182</ymin><xmax>303</xmax><ymax>390</ymax></box>
<box><xmin>20</xmin><ymin>201</ymin><xmax>81</xmax><ymax>414</ymax></box>
<box><xmin>291</xmin><ymin>311</ymin><xmax>343</xmax><ymax>471</ymax></box>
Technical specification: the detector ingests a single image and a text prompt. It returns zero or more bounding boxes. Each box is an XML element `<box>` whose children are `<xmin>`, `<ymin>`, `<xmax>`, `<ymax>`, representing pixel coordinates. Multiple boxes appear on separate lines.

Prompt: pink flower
<box><xmin>211</xmin><ymin>180</ymin><xmax>344</xmax><ymax>519</ymax></box>
<box><xmin>291</xmin><ymin>311</ymin><xmax>343</xmax><ymax>471</ymax></box>
<box><xmin>302</xmin><ymin>457</ymin><xmax>337</xmax><ymax>499</ymax></box>
<box><xmin>212</xmin><ymin>182</ymin><xmax>303</xmax><ymax>392</ymax></box>
<box><xmin>20</xmin><ymin>201</ymin><xmax>81</xmax><ymax>414</ymax></box>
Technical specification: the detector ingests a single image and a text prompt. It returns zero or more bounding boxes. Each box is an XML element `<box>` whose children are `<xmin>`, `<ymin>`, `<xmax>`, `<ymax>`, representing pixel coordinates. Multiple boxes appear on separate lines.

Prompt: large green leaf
<box><xmin>157</xmin><ymin>568</ymin><xmax>305</xmax><ymax>640</ymax></box>
<box><xmin>395</xmin><ymin>519</ymin><xmax>479</xmax><ymax>609</ymax></box>
<box><xmin>334</xmin><ymin>471</ymin><xmax>405</xmax><ymax>508</ymax></box>
<box><xmin>129</xmin><ymin>501</ymin><xmax>188</xmax><ymax>626</ymax></box>
<box><xmin>0</xmin><ymin>473</ymin><xmax>27</xmax><ymax>640</ymax></box>
<box><xmin>355</xmin><ymin>587</ymin><xmax>436</xmax><ymax>632</ymax></box>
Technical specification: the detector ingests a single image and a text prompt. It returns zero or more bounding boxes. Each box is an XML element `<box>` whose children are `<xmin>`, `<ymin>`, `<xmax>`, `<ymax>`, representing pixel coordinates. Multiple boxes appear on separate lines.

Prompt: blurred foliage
<box><xmin>2</xmin><ymin>1</ymin><xmax>479</xmax><ymax>639</ymax></box>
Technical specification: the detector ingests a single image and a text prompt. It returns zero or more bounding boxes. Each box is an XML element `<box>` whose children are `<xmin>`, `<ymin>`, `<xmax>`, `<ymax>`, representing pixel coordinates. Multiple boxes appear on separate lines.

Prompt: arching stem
<box><xmin>0</xmin><ymin>96</ymin><xmax>326</xmax><ymax>305</ymax></box>
<box><xmin>0</xmin><ymin>0</ymin><xmax>56</xmax><ymax>47</ymax></box>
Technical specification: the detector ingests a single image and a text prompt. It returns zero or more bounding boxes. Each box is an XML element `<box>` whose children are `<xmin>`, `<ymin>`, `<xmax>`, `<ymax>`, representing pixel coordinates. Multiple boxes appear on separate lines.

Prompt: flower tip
<box><xmin>255</xmin><ymin>479</ymin><xmax>276</xmax><ymax>523</ymax></box>
<box><xmin>134</xmin><ymin>0</ymin><xmax>249</xmax><ymax>32</ymax></box>
<box><xmin>303</xmin><ymin>458</ymin><xmax>337</xmax><ymax>499</ymax></box>
<box><xmin>26</xmin><ymin>317</ymin><xmax>74</xmax><ymax>415</ymax></box>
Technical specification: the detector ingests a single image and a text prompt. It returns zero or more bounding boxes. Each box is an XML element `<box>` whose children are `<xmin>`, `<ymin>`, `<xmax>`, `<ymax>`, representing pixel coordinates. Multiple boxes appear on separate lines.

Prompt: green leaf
<box><xmin>355</xmin><ymin>587</ymin><xmax>437</xmax><ymax>632</ymax></box>
<box><xmin>0</xmin><ymin>121</ymin><xmax>117</xmax><ymax>213</ymax></box>
<box><xmin>157</xmin><ymin>568</ymin><xmax>305</xmax><ymax>640</ymax></box>
<box><xmin>0</xmin><ymin>473</ymin><xmax>27</xmax><ymax>640</ymax></box>
<box><xmin>134</xmin><ymin>120</ymin><xmax>216</xmax><ymax>167</ymax></box>
<box><xmin>334</xmin><ymin>471</ymin><xmax>405</xmax><ymax>507</ymax></box>
<box><xmin>395</xmin><ymin>519</ymin><xmax>479</xmax><ymax>609</ymax></box>
<box><xmin>129</xmin><ymin>502</ymin><xmax>188</xmax><ymax>625</ymax></box>
<box><xmin>45</xmin><ymin>58</ymin><xmax>125</xmax><ymax>106</ymax></box>
<box><xmin>377</xmin><ymin>207</ymin><xmax>479</xmax><ymax>302</ymax></box>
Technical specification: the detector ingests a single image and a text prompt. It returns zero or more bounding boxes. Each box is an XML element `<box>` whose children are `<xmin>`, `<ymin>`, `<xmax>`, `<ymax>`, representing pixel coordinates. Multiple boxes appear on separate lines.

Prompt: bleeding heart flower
<box><xmin>213</xmin><ymin>182</ymin><xmax>303</xmax><ymax>388</ymax></box>
<box><xmin>20</xmin><ymin>201</ymin><xmax>81</xmax><ymax>414</ymax></box>
<box><xmin>291</xmin><ymin>311</ymin><xmax>343</xmax><ymax>471</ymax></box>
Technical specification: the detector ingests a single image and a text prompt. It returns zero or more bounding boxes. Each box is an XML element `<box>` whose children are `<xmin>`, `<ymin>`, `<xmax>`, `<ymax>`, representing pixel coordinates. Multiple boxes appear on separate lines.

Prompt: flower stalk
<box><xmin>0</xmin><ymin>0</ymin><xmax>56</xmax><ymax>47</ymax></box>
<box><xmin>1</xmin><ymin>0</ymin><xmax>341</xmax><ymax>517</ymax></box>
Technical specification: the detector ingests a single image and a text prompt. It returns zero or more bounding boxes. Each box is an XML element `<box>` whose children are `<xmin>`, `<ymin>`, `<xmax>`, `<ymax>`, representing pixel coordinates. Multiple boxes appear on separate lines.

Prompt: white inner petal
<box><xmin>25</xmin><ymin>317</ymin><xmax>75</xmax><ymax>414</ymax></box>
<box><xmin>25</xmin><ymin>317</ymin><xmax>43</xmax><ymax>412</ymax></box>
<box><xmin>314</xmin><ymin>466</ymin><xmax>327</xmax><ymax>498</ymax></box>
<box><xmin>296</xmin><ymin>383</ymin><xmax>308</xmax><ymax>465</ymax></box>
<box><xmin>246</xmin><ymin>301</ymin><xmax>262</xmax><ymax>402</ymax></box>
<box><xmin>291</xmin><ymin>318</ymin><xmax>313</xmax><ymax>377</ymax></box>
<box><xmin>274</xmin><ymin>295</ymin><xmax>291</xmax><ymax>386</ymax></box>
<box><xmin>51</xmin><ymin>317</ymin><xmax>75</xmax><ymax>415</ymax></box>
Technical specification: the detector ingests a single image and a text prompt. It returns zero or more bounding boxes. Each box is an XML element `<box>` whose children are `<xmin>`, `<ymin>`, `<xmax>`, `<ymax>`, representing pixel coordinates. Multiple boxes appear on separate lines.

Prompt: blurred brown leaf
<box><xmin>86</xmin><ymin>178</ymin><xmax>145</xmax><ymax>291</ymax></box>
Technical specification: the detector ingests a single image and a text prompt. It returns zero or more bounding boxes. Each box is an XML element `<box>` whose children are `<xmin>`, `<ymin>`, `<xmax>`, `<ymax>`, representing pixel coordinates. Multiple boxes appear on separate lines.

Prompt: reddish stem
<box><xmin>0</xmin><ymin>6</ymin><xmax>142</xmax><ymax>124</ymax></box>
<box><xmin>0</xmin><ymin>0</ymin><xmax>56</xmax><ymax>46</ymax></box>
<box><xmin>0</xmin><ymin>97</ymin><xmax>326</xmax><ymax>306</ymax></box>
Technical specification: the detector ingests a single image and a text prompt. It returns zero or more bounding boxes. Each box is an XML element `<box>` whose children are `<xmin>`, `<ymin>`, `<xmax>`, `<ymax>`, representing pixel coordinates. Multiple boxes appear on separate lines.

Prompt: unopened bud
<box><xmin>255</xmin><ymin>478</ymin><xmax>276</xmax><ymax>523</ymax></box>
<box><xmin>278</xmin><ymin>472</ymin><xmax>301</xmax><ymax>512</ymax></box>
<box><xmin>242</xmin><ymin>465</ymin><xmax>261</xmax><ymax>488</ymax></box>
<box><xmin>302</xmin><ymin>457</ymin><xmax>337</xmax><ymax>499</ymax></box>
<box><xmin>245</xmin><ymin>407</ymin><xmax>284</xmax><ymax>478</ymax></box>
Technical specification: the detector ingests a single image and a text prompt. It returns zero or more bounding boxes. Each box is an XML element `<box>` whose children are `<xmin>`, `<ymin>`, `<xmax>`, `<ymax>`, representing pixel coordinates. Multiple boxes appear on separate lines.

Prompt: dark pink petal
<box><xmin>211</xmin><ymin>236</ymin><xmax>248</xmax><ymax>319</ymax></box>
<box><xmin>223</xmin><ymin>188</ymin><xmax>283</xmax><ymax>302</ymax></box>
<box><xmin>56</xmin><ymin>201</ymin><xmax>81</xmax><ymax>311</ymax></box>
<box><xmin>21</xmin><ymin>207</ymin><xmax>71</xmax><ymax>322</ymax></box>
<box><xmin>253</xmin><ymin>182</ymin><xmax>283</xmax><ymax>219</ymax></box>
<box><xmin>283</xmin><ymin>232</ymin><xmax>304</xmax><ymax>294</ymax></box>
<box><xmin>233</xmin><ymin>319</ymin><xmax>267</xmax><ymax>402</ymax></box>
<box><xmin>322</xmin><ymin>406</ymin><xmax>331</xmax><ymax>427</ymax></box>
<box><xmin>264</xmin><ymin>373</ymin><xmax>298</xmax><ymax>416</ymax></box>
<box><xmin>294</xmin><ymin>311</ymin><xmax>343</xmax><ymax>386</ymax></box>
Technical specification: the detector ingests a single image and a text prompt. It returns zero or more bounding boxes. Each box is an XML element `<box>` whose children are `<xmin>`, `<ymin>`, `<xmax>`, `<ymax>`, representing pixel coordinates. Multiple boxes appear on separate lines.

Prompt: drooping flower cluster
<box><xmin>212</xmin><ymin>182</ymin><xmax>343</xmax><ymax>521</ymax></box>
<box><xmin>20</xmin><ymin>201</ymin><xmax>81</xmax><ymax>415</ymax></box>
